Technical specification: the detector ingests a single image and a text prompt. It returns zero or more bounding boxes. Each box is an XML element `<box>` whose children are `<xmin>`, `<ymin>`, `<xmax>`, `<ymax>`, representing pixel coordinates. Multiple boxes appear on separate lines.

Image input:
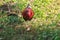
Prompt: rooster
<box><xmin>22</xmin><ymin>4</ymin><xmax>34</xmax><ymax>21</ymax></box>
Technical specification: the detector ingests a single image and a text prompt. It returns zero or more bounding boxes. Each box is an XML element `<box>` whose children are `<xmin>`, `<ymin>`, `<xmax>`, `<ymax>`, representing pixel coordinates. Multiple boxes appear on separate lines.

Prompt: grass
<box><xmin>0</xmin><ymin>0</ymin><xmax>60</xmax><ymax>40</ymax></box>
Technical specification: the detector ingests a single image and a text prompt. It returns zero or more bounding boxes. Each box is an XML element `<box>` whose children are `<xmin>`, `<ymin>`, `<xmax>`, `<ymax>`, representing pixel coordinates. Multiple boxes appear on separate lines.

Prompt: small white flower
<box><xmin>27</xmin><ymin>27</ymin><xmax>30</xmax><ymax>31</ymax></box>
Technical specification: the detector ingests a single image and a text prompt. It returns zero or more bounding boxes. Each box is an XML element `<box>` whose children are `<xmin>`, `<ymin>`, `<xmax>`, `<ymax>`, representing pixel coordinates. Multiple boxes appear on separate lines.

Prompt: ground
<box><xmin>0</xmin><ymin>0</ymin><xmax>60</xmax><ymax>40</ymax></box>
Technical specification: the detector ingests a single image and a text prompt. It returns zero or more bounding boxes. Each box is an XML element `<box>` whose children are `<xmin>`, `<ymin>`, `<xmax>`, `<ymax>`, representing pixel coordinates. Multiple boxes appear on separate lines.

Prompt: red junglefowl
<box><xmin>22</xmin><ymin>4</ymin><xmax>34</xmax><ymax>21</ymax></box>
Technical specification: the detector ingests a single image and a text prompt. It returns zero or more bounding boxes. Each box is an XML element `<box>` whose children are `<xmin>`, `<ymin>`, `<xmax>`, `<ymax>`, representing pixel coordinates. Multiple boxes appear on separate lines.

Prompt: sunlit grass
<box><xmin>0</xmin><ymin>0</ymin><xmax>60</xmax><ymax>40</ymax></box>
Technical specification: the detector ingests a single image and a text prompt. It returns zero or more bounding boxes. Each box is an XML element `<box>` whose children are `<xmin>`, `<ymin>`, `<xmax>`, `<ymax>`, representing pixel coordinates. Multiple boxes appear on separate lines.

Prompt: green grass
<box><xmin>0</xmin><ymin>0</ymin><xmax>60</xmax><ymax>40</ymax></box>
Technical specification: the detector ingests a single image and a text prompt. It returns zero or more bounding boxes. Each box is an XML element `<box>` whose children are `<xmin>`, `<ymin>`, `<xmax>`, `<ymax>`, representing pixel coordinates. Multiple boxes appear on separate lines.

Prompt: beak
<box><xmin>27</xmin><ymin>4</ymin><xmax>31</xmax><ymax>8</ymax></box>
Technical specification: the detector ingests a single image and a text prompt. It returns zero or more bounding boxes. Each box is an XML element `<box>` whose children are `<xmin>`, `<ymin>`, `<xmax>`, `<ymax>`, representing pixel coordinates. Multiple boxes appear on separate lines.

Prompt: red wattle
<box><xmin>22</xmin><ymin>7</ymin><xmax>34</xmax><ymax>21</ymax></box>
